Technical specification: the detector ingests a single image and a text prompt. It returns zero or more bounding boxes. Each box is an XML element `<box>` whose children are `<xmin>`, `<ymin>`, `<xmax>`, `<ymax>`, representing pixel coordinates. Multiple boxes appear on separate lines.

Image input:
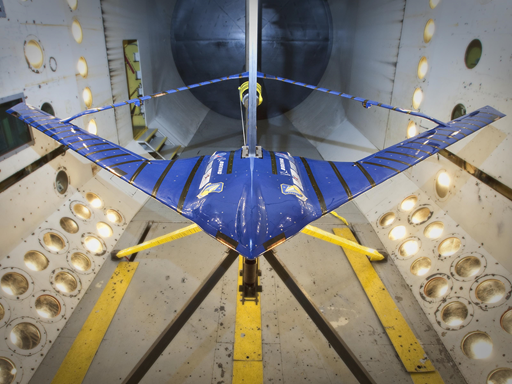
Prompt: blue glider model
<box><xmin>7</xmin><ymin>73</ymin><xmax>505</xmax><ymax>259</ymax></box>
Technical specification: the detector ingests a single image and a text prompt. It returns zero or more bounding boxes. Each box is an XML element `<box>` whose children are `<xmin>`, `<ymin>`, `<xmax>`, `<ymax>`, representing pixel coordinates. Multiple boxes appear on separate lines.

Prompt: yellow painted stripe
<box><xmin>329</xmin><ymin>211</ymin><xmax>349</xmax><ymax>226</ymax></box>
<box><xmin>411</xmin><ymin>371</ymin><xmax>445</xmax><ymax>384</ymax></box>
<box><xmin>116</xmin><ymin>223</ymin><xmax>202</xmax><ymax>257</ymax></box>
<box><xmin>52</xmin><ymin>262</ymin><xmax>138</xmax><ymax>384</ymax></box>
<box><xmin>332</xmin><ymin>228</ymin><xmax>439</xmax><ymax>375</ymax></box>
<box><xmin>302</xmin><ymin>225</ymin><xmax>384</xmax><ymax>261</ymax></box>
<box><xmin>233</xmin><ymin>256</ymin><xmax>263</xmax><ymax>383</ymax></box>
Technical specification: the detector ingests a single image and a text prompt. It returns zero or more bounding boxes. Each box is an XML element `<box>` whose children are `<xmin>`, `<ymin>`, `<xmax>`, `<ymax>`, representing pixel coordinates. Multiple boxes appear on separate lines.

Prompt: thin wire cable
<box><xmin>239</xmin><ymin>98</ymin><xmax>247</xmax><ymax>146</ymax></box>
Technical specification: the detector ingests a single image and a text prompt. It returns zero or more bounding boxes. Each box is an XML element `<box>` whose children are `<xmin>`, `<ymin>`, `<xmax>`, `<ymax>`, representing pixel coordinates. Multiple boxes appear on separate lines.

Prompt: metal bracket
<box><xmin>241</xmin><ymin>145</ymin><xmax>262</xmax><ymax>158</ymax></box>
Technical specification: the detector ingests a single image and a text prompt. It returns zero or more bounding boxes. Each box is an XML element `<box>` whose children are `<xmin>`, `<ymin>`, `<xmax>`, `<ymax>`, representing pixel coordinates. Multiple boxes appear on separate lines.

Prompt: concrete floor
<box><xmin>29</xmin><ymin>197</ymin><xmax>467</xmax><ymax>384</ymax></box>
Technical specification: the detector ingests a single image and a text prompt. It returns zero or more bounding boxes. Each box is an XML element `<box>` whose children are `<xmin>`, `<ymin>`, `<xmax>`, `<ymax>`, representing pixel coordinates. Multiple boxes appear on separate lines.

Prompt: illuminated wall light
<box><xmin>487</xmin><ymin>368</ymin><xmax>512</xmax><ymax>384</ymax></box>
<box><xmin>60</xmin><ymin>217</ymin><xmax>79</xmax><ymax>234</ymax></box>
<box><xmin>54</xmin><ymin>271</ymin><xmax>78</xmax><ymax>293</ymax></box>
<box><xmin>436</xmin><ymin>171</ymin><xmax>451</xmax><ymax>198</ymax></box>
<box><xmin>73</xmin><ymin>203</ymin><xmax>91</xmax><ymax>220</ymax></box>
<box><xmin>86</xmin><ymin>192</ymin><xmax>103</xmax><ymax>208</ymax></box>
<box><xmin>77</xmin><ymin>57</ymin><xmax>88</xmax><ymax>78</ymax></box>
<box><xmin>379</xmin><ymin>212</ymin><xmax>395</xmax><ymax>227</ymax></box>
<box><xmin>10</xmin><ymin>323</ymin><xmax>41</xmax><ymax>350</ymax></box>
<box><xmin>0</xmin><ymin>304</ymin><xmax>4</xmax><ymax>321</ymax></box>
<box><xmin>0</xmin><ymin>358</ymin><xmax>17</xmax><ymax>383</ymax></box>
<box><xmin>24</xmin><ymin>251</ymin><xmax>49</xmax><ymax>272</ymax></box>
<box><xmin>71</xmin><ymin>19</ymin><xmax>83</xmax><ymax>44</ymax></box>
<box><xmin>424</xmin><ymin>221</ymin><xmax>444</xmax><ymax>239</ymax></box>
<box><xmin>82</xmin><ymin>87</ymin><xmax>93</xmax><ymax>108</ymax></box>
<box><xmin>84</xmin><ymin>236</ymin><xmax>103</xmax><ymax>253</ymax></box>
<box><xmin>35</xmin><ymin>295</ymin><xmax>61</xmax><ymax>319</ymax></box>
<box><xmin>475</xmin><ymin>279</ymin><xmax>506</xmax><ymax>304</ymax></box>
<box><xmin>410</xmin><ymin>257</ymin><xmax>431</xmax><ymax>276</ymax></box>
<box><xmin>67</xmin><ymin>0</ymin><xmax>78</xmax><ymax>11</ymax></box>
<box><xmin>400</xmin><ymin>195</ymin><xmax>418</xmax><ymax>211</ymax></box>
<box><xmin>389</xmin><ymin>225</ymin><xmax>406</xmax><ymax>241</ymax></box>
<box><xmin>87</xmin><ymin>119</ymin><xmax>97</xmax><ymax>135</ymax></box>
<box><xmin>455</xmin><ymin>256</ymin><xmax>481</xmax><ymax>278</ymax></box>
<box><xmin>438</xmin><ymin>237</ymin><xmax>461</xmax><ymax>257</ymax></box>
<box><xmin>410</xmin><ymin>207</ymin><xmax>432</xmax><ymax>224</ymax></box>
<box><xmin>441</xmin><ymin>301</ymin><xmax>468</xmax><ymax>326</ymax></box>
<box><xmin>429</xmin><ymin>0</ymin><xmax>441</xmax><ymax>9</ymax></box>
<box><xmin>398</xmin><ymin>239</ymin><xmax>419</xmax><ymax>258</ymax></box>
<box><xmin>1</xmin><ymin>273</ymin><xmax>29</xmax><ymax>296</ymax></box>
<box><xmin>417</xmin><ymin>56</ymin><xmax>428</xmax><ymax>79</ymax></box>
<box><xmin>424</xmin><ymin>277</ymin><xmax>449</xmax><ymax>298</ymax></box>
<box><xmin>461</xmin><ymin>331</ymin><xmax>493</xmax><ymax>359</ymax></box>
<box><xmin>501</xmin><ymin>309</ymin><xmax>512</xmax><ymax>335</ymax></box>
<box><xmin>43</xmin><ymin>232</ymin><xmax>66</xmax><ymax>252</ymax></box>
<box><xmin>96</xmin><ymin>222</ymin><xmax>113</xmax><ymax>238</ymax></box>
<box><xmin>24</xmin><ymin>40</ymin><xmax>44</xmax><ymax>70</ymax></box>
<box><xmin>423</xmin><ymin>19</ymin><xmax>435</xmax><ymax>43</ymax></box>
<box><xmin>106</xmin><ymin>209</ymin><xmax>123</xmax><ymax>224</ymax></box>
<box><xmin>71</xmin><ymin>252</ymin><xmax>91</xmax><ymax>272</ymax></box>
<box><xmin>406</xmin><ymin>121</ymin><xmax>418</xmax><ymax>138</ymax></box>
<box><xmin>412</xmin><ymin>88</ymin><xmax>423</xmax><ymax>109</ymax></box>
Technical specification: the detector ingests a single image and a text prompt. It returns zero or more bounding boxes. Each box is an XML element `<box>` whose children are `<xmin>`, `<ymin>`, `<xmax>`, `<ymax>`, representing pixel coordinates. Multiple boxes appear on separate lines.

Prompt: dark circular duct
<box><xmin>171</xmin><ymin>0</ymin><xmax>332</xmax><ymax>119</ymax></box>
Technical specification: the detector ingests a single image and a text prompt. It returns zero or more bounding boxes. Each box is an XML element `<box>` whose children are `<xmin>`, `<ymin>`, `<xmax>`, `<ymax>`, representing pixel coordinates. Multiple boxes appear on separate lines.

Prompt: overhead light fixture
<box><xmin>438</xmin><ymin>237</ymin><xmax>461</xmax><ymax>257</ymax></box>
<box><xmin>54</xmin><ymin>271</ymin><xmax>78</xmax><ymax>293</ymax></box>
<box><xmin>417</xmin><ymin>57</ymin><xmax>428</xmax><ymax>79</ymax></box>
<box><xmin>487</xmin><ymin>368</ymin><xmax>512</xmax><ymax>384</ymax></box>
<box><xmin>412</xmin><ymin>88</ymin><xmax>423</xmax><ymax>109</ymax></box>
<box><xmin>400</xmin><ymin>195</ymin><xmax>418</xmax><ymax>211</ymax></box>
<box><xmin>24</xmin><ymin>40</ymin><xmax>44</xmax><ymax>70</ymax></box>
<box><xmin>429</xmin><ymin>0</ymin><xmax>441</xmax><ymax>9</ymax></box>
<box><xmin>424</xmin><ymin>277</ymin><xmax>449</xmax><ymax>298</ymax></box>
<box><xmin>378</xmin><ymin>212</ymin><xmax>395</xmax><ymax>227</ymax></box>
<box><xmin>71</xmin><ymin>19</ymin><xmax>83</xmax><ymax>44</ymax></box>
<box><xmin>1</xmin><ymin>273</ymin><xmax>29</xmax><ymax>296</ymax></box>
<box><xmin>407</xmin><ymin>121</ymin><xmax>418</xmax><ymax>138</ymax></box>
<box><xmin>106</xmin><ymin>209</ymin><xmax>123</xmax><ymax>224</ymax></box>
<box><xmin>43</xmin><ymin>232</ymin><xmax>66</xmax><ymax>252</ymax></box>
<box><xmin>96</xmin><ymin>222</ymin><xmax>113</xmax><ymax>238</ymax></box>
<box><xmin>455</xmin><ymin>256</ymin><xmax>482</xmax><ymax>278</ymax></box>
<box><xmin>73</xmin><ymin>203</ymin><xmax>91</xmax><ymax>220</ymax></box>
<box><xmin>87</xmin><ymin>119</ymin><xmax>97</xmax><ymax>134</ymax></box>
<box><xmin>410</xmin><ymin>257</ymin><xmax>431</xmax><ymax>276</ymax></box>
<box><xmin>410</xmin><ymin>207</ymin><xmax>432</xmax><ymax>224</ymax></box>
<box><xmin>60</xmin><ymin>217</ymin><xmax>79</xmax><ymax>234</ymax></box>
<box><xmin>424</xmin><ymin>221</ymin><xmax>444</xmax><ymax>239</ymax></box>
<box><xmin>0</xmin><ymin>358</ymin><xmax>16</xmax><ymax>383</ymax></box>
<box><xmin>441</xmin><ymin>301</ymin><xmax>468</xmax><ymax>326</ymax></box>
<box><xmin>399</xmin><ymin>239</ymin><xmax>420</xmax><ymax>258</ymax></box>
<box><xmin>389</xmin><ymin>225</ymin><xmax>406</xmax><ymax>241</ymax></box>
<box><xmin>35</xmin><ymin>295</ymin><xmax>61</xmax><ymax>319</ymax></box>
<box><xmin>10</xmin><ymin>323</ymin><xmax>41</xmax><ymax>350</ymax></box>
<box><xmin>84</xmin><ymin>235</ymin><xmax>103</xmax><ymax>253</ymax></box>
<box><xmin>67</xmin><ymin>0</ymin><xmax>78</xmax><ymax>11</ymax></box>
<box><xmin>71</xmin><ymin>252</ymin><xmax>92</xmax><ymax>272</ymax></box>
<box><xmin>82</xmin><ymin>87</ymin><xmax>92</xmax><ymax>108</ymax></box>
<box><xmin>424</xmin><ymin>19</ymin><xmax>435</xmax><ymax>43</ymax></box>
<box><xmin>86</xmin><ymin>192</ymin><xmax>103</xmax><ymax>208</ymax></box>
<box><xmin>77</xmin><ymin>57</ymin><xmax>88</xmax><ymax>78</ymax></box>
<box><xmin>461</xmin><ymin>331</ymin><xmax>493</xmax><ymax>359</ymax></box>
<box><xmin>476</xmin><ymin>279</ymin><xmax>506</xmax><ymax>304</ymax></box>
<box><xmin>24</xmin><ymin>251</ymin><xmax>49</xmax><ymax>272</ymax></box>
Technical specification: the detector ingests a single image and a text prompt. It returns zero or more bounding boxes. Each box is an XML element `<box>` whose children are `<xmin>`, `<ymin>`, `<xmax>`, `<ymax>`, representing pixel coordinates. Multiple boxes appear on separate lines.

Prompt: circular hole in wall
<box><xmin>1</xmin><ymin>273</ymin><xmax>29</xmax><ymax>297</ymax></box>
<box><xmin>441</xmin><ymin>301</ymin><xmax>468</xmax><ymax>326</ymax></box>
<box><xmin>71</xmin><ymin>19</ymin><xmax>83</xmax><ymax>44</ymax></box>
<box><xmin>73</xmin><ymin>203</ymin><xmax>91</xmax><ymax>220</ymax></box>
<box><xmin>401</xmin><ymin>196</ymin><xmax>418</xmax><ymax>211</ymax></box>
<box><xmin>0</xmin><ymin>304</ymin><xmax>4</xmax><ymax>321</ymax></box>
<box><xmin>417</xmin><ymin>57</ymin><xmax>428</xmax><ymax>79</ymax></box>
<box><xmin>0</xmin><ymin>357</ymin><xmax>17</xmax><ymax>383</ymax></box>
<box><xmin>424</xmin><ymin>221</ymin><xmax>444</xmax><ymax>239</ymax></box>
<box><xmin>379</xmin><ymin>212</ymin><xmax>395</xmax><ymax>227</ymax></box>
<box><xmin>96</xmin><ymin>222</ymin><xmax>113</xmax><ymax>238</ymax></box>
<box><xmin>475</xmin><ymin>279</ymin><xmax>506</xmax><ymax>304</ymax></box>
<box><xmin>82</xmin><ymin>87</ymin><xmax>92</xmax><ymax>108</ymax></box>
<box><xmin>423</xmin><ymin>19</ymin><xmax>435</xmax><ymax>43</ymax></box>
<box><xmin>500</xmin><ymin>309</ymin><xmax>512</xmax><ymax>335</ymax></box>
<box><xmin>424</xmin><ymin>277</ymin><xmax>449</xmax><ymax>299</ymax></box>
<box><xmin>455</xmin><ymin>256</ymin><xmax>482</xmax><ymax>278</ymax></box>
<box><xmin>24</xmin><ymin>40</ymin><xmax>44</xmax><ymax>70</ymax></box>
<box><xmin>451</xmin><ymin>104</ymin><xmax>466</xmax><ymax>120</ymax></box>
<box><xmin>54</xmin><ymin>272</ymin><xmax>78</xmax><ymax>294</ymax></box>
<box><xmin>35</xmin><ymin>295</ymin><xmax>61</xmax><ymax>319</ymax></box>
<box><xmin>487</xmin><ymin>368</ymin><xmax>512</xmax><ymax>384</ymax></box>
<box><xmin>55</xmin><ymin>170</ymin><xmax>68</xmax><ymax>195</ymax></box>
<box><xmin>106</xmin><ymin>209</ymin><xmax>123</xmax><ymax>224</ymax></box>
<box><xmin>465</xmin><ymin>39</ymin><xmax>482</xmax><ymax>69</ymax></box>
<box><xmin>41</xmin><ymin>102</ymin><xmax>54</xmax><ymax>116</ymax></box>
<box><xmin>43</xmin><ymin>232</ymin><xmax>66</xmax><ymax>252</ymax></box>
<box><xmin>398</xmin><ymin>239</ymin><xmax>420</xmax><ymax>258</ymax></box>
<box><xmin>23</xmin><ymin>251</ymin><xmax>49</xmax><ymax>272</ymax></box>
<box><xmin>410</xmin><ymin>257</ymin><xmax>431</xmax><ymax>276</ymax></box>
<box><xmin>461</xmin><ymin>331</ymin><xmax>493</xmax><ymax>359</ymax></box>
<box><xmin>77</xmin><ymin>57</ymin><xmax>88</xmax><ymax>78</ymax></box>
<box><xmin>60</xmin><ymin>217</ymin><xmax>79</xmax><ymax>234</ymax></box>
<box><xmin>410</xmin><ymin>207</ymin><xmax>432</xmax><ymax>224</ymax></box>
<box><xmin>87</xmin><ymin>119</ymin><xmax>97</xmax><ymax>135</ymax></box>
<box><xmin>412</xmin><ymin>88</ymin><xmax>423</xmax><ymax>109</ymax></box>
<box><xmin>407</xmin><ymin>121</ymin><xmax>418</xmax><ymax>138</ymax></box>
<box><xmin>438</xmin><ymin>237</ymin><xmax>461</xmax><ymax>257</ymax></box>
<box><xmin>70</xmin><ymin>252</ymin><xmax>91</xmax><ymax>272</ymax></box>
<box><xmin>10</xmin><ymin>322</ymin><xmax>41</xmax><ymax>350</ymax></box>
<box><xmin>85</xmin><ymin>193</ymin><xmax>102</xmax><ymax>208</ymax></box>
<box><xmin>389</xmin><ymin>225</ymin><xmax>406</xmax><ymax>241</ymax></box>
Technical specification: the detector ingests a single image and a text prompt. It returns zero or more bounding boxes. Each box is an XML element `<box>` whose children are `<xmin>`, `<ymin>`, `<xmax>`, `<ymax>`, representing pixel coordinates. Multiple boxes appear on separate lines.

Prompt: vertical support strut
<box><xmin>263</xmin><ymin>250</ymin><xmax>377</xmax><ymax>384</ymax></box>
<box><xmin>246</xmin><ymin>0</ymin><xmax>259</xmax><ymax>157</ymax></box>
<box><xmin>122</xmin><ymin>249</ymin><xmax>239</xmax><ymax>384</ymax></box>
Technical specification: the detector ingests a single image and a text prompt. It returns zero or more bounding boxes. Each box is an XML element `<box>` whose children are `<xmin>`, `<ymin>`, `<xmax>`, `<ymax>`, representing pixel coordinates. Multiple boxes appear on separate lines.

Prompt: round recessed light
<box><xmin>82</xmin><ymin>87</ymin><xmax>92</xmax><ymax>108</ymax></box>
<box><xmin>10</xmin><ymin>322</ymin><xmax>41</xmax><ymax>350</ymax></box>
<box><xmin>60</xmin><ymin>217</ymin><xmax>79</xmax><ymax>234</ymax></box>
<box><xmin>424</xmin><ymin>277</ymin><xmax>449</xmax><ymax>299</ymax></box>
<box><xmin>70</xmin><ymin>252</ymin><xmax>91</xmax><ymax>272</ymax></box>
<box><xmin>424</xmin><ymin>221</ymin><xmax>444</xmax><ymax>239</ymax></box>
<box><xmin>84</xmin><ymin>235</ymin><xmax>104</xmax><ymax>253</ymax></box>
<box><xmin>410</xmin><ymin>207</ymin><xmax>432</xmax><ymax>224</ymax></box>
<box><xmin>54</xmin><ymin>272</ymin><xmax>78</xmax><ymax>293</ymax></box>
<box><xmin>77</xmin><ymin>57</ymin><xmax>88</xmax><ymax>78</ymax></box>
<box><xmin>436</xmin><ymin>171</ymin><xmax>450</xmax><ymax>198</ymax></box>
<box><xmin>106</xmin><ymin>209</ymin><xmax>123</xmax><ymax>224</ymax></box>
<box><xmin>475</xmin><ymin>279</ymin><xmax>506</xmax><ymax>304</ymax></box>
<box><xmin>438</xmin><ymin>237</ymin><xmax>461</xmax><ymax>257</ymax></box>
<box><xmin>96</xmin><ymin>222</ymin><xmax>113</xmax><ymax>238</ymax></box>
<box><xmin>24</xmin><ymin>251</ymin><xmax>49</xmax><ymax>272</ymax></box>
<box><xmin>1</xmin><ymin>273</ymin><xmax>29</xmax><ymax>296</ymax></box>
<box><xmin>417</xmin><ymin>56</ymin><xmax>428</xmax><ymax>79</ymax></box>
<box><xmin>85</xmin><ymin>192</ymin><xmax>103</xmax><ymax>208</ymax></box>
<box><xmin>35</xmin><ymin>295</ymin><xmax>61</xmax><ymax>319</ymax></box>
<box><xmin>455</xmin><ymin>256</ymin><xmax>481</xmax><ymax>278</ymax></box>
<box><xmin>407</xmin><ymin>121</ymin><xmax>418</xmax><ymax>138</ymax></box>
<box><xmin>0</xmin><ymin>303</ymin><xmax>4</xmax><ymax>321</ymax></box>
<box><xmin>87</xmin><ymin>119</ymin><xmax>97</xmax><ymax>135</ymax></box>
<box><xmin>0</xmin><ymin>357</ymin><xmax>16</xmax><ymax>383</ymax></box>
<box><xmin>73</xmin><ymin>203</ymin><xmax>91</xmax><ymax>220</ymax></box>
<box><xmin>66</xmin><ymin>0</ymin><xmax>78</xmax><ymax>11</ymax></box>
<box><xmin>461</xmin><ymin>331</ymin><xmax>492</xmax><ymax>359</ymax></box>
<box><xmin>43</xmin><ymin>232</ymin><xmax>66</xmax><ymax>252</ymax></box>
<box><xmin>398</xmin><ymin>239</ymin><xmax>420</xmax><ymax>258</ymax></box>
<box><xmin>389</xmin><ymin>225</ymin><xmax>406</xmax><ymax>241</ymax></box>
<box><xmin>412</xmin><ymin>88</ymin><xmax>423</xmax><ymax>109</ymax></box>
<box><xmin>423</xmin><ymin>19</ymin><xmax>435</xmax><ymax>43</ymax></box>
<box><xmin>410</xmin><ymin>257</ymin><xmax>431</xmax><ymax>276</ymax></box>
<box><xmin>500</xmin><ymin>309</ymin><xmax>512</xmax><ymax>335</ymax></box>
<box><xmin>465</xmin><ymin>39</ymin><xmax>482</xmax><ymax>69</ymax></box>
<box><xmin>441</xmin><ymin>301</ymin><xmax>468</xmax><ymax>326</ymax></box>
<box><xmin>71</xmin><ymin>19</ymin><xmax>83</xmax><ymax>44</ymax></box>
<box><xmin>401</xmin><ymin>196</ymin><xmax>418</xmax><ymax>211</ymax></box>
<box><xmin>429</xmin><ymin>0</ymin><xmax>440</xmax><ymax>9</ymax></box>
<box><xmin>487</xmin><ymin>368</ymin><xmax>512</xmax><ymax>384</ymax></box>
<box><xmin>24</xmin><ymin>40</ymin><xmax>44</xmax><ymax>70</ymax></box>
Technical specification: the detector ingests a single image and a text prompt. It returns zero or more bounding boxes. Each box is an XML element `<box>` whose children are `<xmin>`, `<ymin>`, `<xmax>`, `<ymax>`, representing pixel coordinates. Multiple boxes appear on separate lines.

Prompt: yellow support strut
<box><xmin>301</xmin><ymin>225</ymin><xmax>384</xmax><ymax>261</ymax></box>
<box><xmin>329</xmin><ymin>211</ymin><xmax>349</xmax><ymax>226</ymax></box>
<box><xmin>116</xmin><ymin>223</ymin><xmax>202</xmax><ymax>258</ymax></box>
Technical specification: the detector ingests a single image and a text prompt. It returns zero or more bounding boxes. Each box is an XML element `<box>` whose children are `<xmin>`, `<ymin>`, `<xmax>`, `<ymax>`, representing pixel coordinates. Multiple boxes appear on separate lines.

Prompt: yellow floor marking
<box><xmin>116</xmin><ymin>223</ymin><xmax>201</xmax><ymax>257</ymax></box>
<box><xmin>52</xmin><ymin>262</ymin><xmax>138</xmax><ymax>384</ymax></box>
<box><xmin>232</xmin><ymin>256</ymin><xmax>263</xmax><ymax>383</ymax></box>
<box><xmin>410</xmin><ymin>371</ymin><xmax>445</xmax><ymax>384</ymax></box>
<box><xmin>333</xmin><ymin>228</ymin><xmax>441</xmax><ymax>378</ymax></box>
<box><xmin>302</xmin><ymin>224</ymin><xmax>384</xmax><ymax>261</ymax></box>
